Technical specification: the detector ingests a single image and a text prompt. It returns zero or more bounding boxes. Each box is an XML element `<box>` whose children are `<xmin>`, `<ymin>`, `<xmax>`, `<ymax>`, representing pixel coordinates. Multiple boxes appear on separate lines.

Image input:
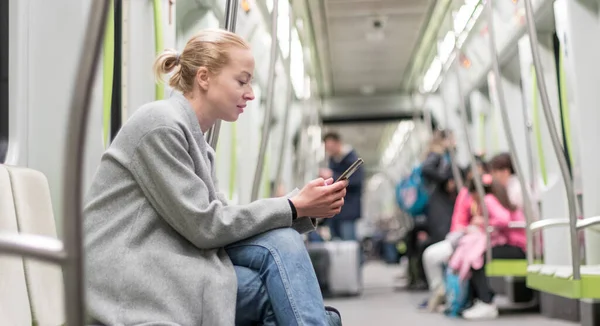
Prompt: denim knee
<box><xmin>258</xmin><ymin>228</ymin><xmax>306</xmax><ymax>256</ymax></box>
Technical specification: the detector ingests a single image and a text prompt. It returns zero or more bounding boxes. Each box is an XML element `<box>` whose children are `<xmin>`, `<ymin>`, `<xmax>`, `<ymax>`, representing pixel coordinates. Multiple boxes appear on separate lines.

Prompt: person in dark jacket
<box><xmin>321</xmin><ymin>132</ymin><xmax>364</xmax><ymax>241</ymax></box>
<box><xmin>410</xmin><ymin>130</ymin><xmax>458</xmax><ymax>293</ymax></box>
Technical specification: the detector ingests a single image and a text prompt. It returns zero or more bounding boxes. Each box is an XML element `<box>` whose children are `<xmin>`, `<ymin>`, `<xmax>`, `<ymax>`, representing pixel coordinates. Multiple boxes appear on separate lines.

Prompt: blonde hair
<box><xmin>153</xmin><ymin>28</ymin><xmax>250</xmax><ymax>93</ymax></box>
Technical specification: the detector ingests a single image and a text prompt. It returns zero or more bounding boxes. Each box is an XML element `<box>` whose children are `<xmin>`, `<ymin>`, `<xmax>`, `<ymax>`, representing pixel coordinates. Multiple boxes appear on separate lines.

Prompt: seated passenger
<box><xmin>410</xmin><ymin>165</ymin><xmax>457</xmax><ymax>297</ymax></box>
<box><xmin>84</xmin><ymin>29</ymin><xmax>345</xmax><ymax>326</ymax></box>
<box><xmin>489</xmin><ymin>152</ymin><xmax>523</xmax><ymax>209</ymax></box>
<box><xmin>456</xmin><ymin>174</ymin><xmax>526</xmax><ymax>320</ymax></box>
<box><xmin>420</xmin><ymin>156</ymin><xmax>488</xmax><ymax>310</ymax></box>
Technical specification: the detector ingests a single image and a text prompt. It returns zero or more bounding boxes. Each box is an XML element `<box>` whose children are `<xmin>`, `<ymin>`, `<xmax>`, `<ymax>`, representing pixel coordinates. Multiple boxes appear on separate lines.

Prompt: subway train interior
<box><xmin>3</xmin><ymin>0</ymin><xmax>600</xmax><ymax>325</ymax></box>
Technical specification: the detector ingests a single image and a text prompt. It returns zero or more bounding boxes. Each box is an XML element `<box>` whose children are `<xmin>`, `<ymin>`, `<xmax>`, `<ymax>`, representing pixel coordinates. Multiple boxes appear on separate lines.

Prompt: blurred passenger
<box><xmin>489</xmin><ymin>152</ymin><xmax>523</xmax><ymax>209</ymax></box>
<box><xmin>420</xmin><ymin>156</ymin><xmax>488</xmax><ymax>310</ymax></box>
<box><xmin>321</xmin><ymin>131</ymin><xmax>364</xmax><ymax>241</ymax></box>
<box><xmin>404</xmin><ymin>130</ymin><xmax>458</xmax><ymax>292</ymax></box>
<box><xmin>450</xmin><ymin>175</ymin><xmax>526</xmax><ymax>320</ymax></box>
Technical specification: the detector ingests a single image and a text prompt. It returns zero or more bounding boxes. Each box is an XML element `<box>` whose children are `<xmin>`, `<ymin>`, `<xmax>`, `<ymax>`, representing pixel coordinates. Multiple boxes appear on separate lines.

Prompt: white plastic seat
<box><xmin>0</xmin><ymin>165</ymin><xmax>32</xmax><ymax>325</ymax></box>
<box><xmin>539</xmin><ymin>265</ymin><xmax>563</xmax><ymax>276</ymax></box>
<box><xmin>527</xmin><ymin>264</ymin><xmax>543</xmax><ymax>273</ymax></box>
<box><xmin>7</xmin><ymin>166</ymin><xmax>65</xmax><ymax>325</ymax></box>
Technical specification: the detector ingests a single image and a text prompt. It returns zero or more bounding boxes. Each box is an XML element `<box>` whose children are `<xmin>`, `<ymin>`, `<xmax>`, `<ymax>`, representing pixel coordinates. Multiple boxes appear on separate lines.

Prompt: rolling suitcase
<box><xmin>307</xmin><ymin>240</ymin><xmax>362</xmax><ymax>297</ymax></box>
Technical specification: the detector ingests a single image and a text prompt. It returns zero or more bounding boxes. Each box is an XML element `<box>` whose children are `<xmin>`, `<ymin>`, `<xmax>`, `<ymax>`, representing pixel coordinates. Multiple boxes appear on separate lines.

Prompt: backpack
<box><xmin>395</xmin><ymin>165</ymin><xmax>429</xmax><ymax>216</ymax></box>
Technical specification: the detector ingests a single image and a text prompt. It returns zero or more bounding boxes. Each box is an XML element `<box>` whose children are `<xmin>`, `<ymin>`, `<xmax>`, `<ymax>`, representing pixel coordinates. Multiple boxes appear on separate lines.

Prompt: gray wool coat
<box><xmin>83</xmin><ymin>92</ymin><xmax>316</xmax><ymax>325</ymax></box>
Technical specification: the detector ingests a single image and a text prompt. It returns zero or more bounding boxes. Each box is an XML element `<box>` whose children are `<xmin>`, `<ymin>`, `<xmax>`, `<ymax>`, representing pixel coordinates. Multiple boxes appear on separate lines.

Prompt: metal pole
<box><xmin>486</xmin><ymin>0</ymin><xmax>535</xmax><ymax>265</ymax></box>
<box><xmin>62</xmin><ymin>1</ymin><xmax>111</xmax><ymax>324</ymax></box>
<box><xmin>274</xmin><ymin>7</ymin><xmax>293</xmax><ymax>192</ymax></box>
<box><xmin>251</xmin><ymin>0</ymin><xmax>279</xmax><ymax>201</ymax></box>
<box><xmin>0</xmin><ymin>3</ymin><xmax>109</xmax><ymax>324</ymax></box>
<box><xmin>206</xmin><ymin>0</ymin><xmax>240</xmax><ymax>149</ymax></box>
<box><xmin>454</xmin><ymin>52</ymin><xmax>492</xmax><ymax>263</ymax></box>
<box><xmin>523</xmin><ymin>0</ymin><xmax>580</xmax><ymax>279</ymax></box>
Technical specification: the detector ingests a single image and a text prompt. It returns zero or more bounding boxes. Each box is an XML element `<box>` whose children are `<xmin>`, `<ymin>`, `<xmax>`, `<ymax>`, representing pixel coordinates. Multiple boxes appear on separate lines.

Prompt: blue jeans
<box><xmin>227</xmin><ymin>228</ymin><xmax>341</xmax><ymax>326</ymax></box>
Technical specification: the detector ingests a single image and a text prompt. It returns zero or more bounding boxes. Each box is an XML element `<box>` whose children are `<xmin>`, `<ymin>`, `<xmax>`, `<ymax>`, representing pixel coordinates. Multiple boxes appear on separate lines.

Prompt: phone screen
<box><xmin>335</xmin><ymin>158</ymin><xmax>364</xmax><ymax>183</ymax></box>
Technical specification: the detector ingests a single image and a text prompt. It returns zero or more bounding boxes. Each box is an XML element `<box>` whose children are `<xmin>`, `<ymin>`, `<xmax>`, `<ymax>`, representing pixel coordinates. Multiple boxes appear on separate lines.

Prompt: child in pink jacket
<box><xmin>449</xmin><ymin>174</ymin><xmax>526</xmax><ymax>320</ymax></box>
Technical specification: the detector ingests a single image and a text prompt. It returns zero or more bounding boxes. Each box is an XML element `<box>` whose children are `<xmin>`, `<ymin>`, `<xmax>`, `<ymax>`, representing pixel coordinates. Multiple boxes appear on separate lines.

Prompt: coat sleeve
<box><xmin>130</xmin><ymin>126</ymin><xmax>300</xmax><ymax>249</ymax></box>
<box><xmin>421</xmin><ymin>152</ymin><xmax>446</xmax><ymax>184</ymax></box>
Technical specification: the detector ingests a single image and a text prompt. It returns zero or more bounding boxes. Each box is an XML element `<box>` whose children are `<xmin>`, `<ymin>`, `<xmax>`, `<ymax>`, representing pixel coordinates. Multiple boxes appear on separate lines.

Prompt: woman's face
<box><xmin>205</xmin><ymin>47</ymin><xmax>256</xmax><ymax>122</ymax></box>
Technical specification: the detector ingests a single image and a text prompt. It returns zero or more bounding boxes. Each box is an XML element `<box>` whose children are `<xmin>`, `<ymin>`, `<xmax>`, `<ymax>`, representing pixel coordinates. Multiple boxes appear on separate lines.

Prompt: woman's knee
<box><xmin>423</xmin><ymin>244</ymin><xmax>439</xmax><ymax>265</ymax></box>
<box><xmin>423</xmin><ymin>241</ymin><xmax>449</xmax><ymax>265</ymax></box>
<box><xmin>259</xmin><ymin>228</ymin><xmax>306</xmax><ymax>254</ymax></box>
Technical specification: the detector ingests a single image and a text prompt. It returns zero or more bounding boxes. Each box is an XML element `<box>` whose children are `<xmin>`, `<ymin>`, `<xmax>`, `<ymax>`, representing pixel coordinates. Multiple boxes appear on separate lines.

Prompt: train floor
<box><xmin>324</xmin><ymin>261</ymin><xmax>577</xmax><ymax>326</ymax></box>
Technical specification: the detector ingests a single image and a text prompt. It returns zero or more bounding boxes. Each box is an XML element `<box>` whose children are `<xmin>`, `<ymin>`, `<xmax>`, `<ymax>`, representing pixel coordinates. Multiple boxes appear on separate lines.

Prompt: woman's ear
<box><xmin>196</xmin><ymin>67</ymin><xmax>210</xmax><ymax>91</ymax></box>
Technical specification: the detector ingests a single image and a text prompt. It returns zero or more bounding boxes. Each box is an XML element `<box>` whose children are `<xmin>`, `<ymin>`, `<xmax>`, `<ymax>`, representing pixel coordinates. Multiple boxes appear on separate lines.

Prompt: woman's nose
<box><xmin>244</xmin><ymin>88</ymin><xmax>255</xmax><ymax>101</ymax></box>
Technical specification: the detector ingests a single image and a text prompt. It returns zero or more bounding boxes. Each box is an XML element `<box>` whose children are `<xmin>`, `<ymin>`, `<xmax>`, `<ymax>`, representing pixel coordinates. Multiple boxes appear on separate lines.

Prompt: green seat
<box><xmin>485</xmin><ymin>259</ymin><xmax>529</xmax><ymax>277</ymax></box>
<box><xmin>526</xmin><ymin>264</ymin><xmax>600</xmax><ymax>299</ymax></box>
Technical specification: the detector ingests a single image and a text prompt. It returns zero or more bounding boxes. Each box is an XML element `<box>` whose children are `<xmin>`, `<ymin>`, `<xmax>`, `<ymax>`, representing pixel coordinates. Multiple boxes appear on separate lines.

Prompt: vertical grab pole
<box><xmin>274</xmin><ymin>7</ymin><xmax>294</xmax><ymax>192</ymax></box>
<box><xmin>440</xmin><ymin>86</ymin><xmax>464</xmax><ymax>190</ymax></box>
<box><xmin>486</xmin><ymin>0</ymin><xmax>535</xmax><ymax>264</ymax></box>
<box><xmin>523</xmin><ymin>0</ymin><xmax>580</xmax><ymax>279</ymax></box>
<box><xmin>62</xmin><ymin>1</ymin><xmax>111</xmax><ymax>324</ymax></box>
<box><xmin>251</xmin><ymin>0</ymin><xmax>279</xmax><ymax>201</ymax></box>
<box><xmin>454</xmin><ymin>50</ymin><xmax>492</xmax><ymax>263</ymax></box>
<box><xmin>206</xmin><ymin>0</ymin><xmax>240</xmax><ymax>149</ymax></box>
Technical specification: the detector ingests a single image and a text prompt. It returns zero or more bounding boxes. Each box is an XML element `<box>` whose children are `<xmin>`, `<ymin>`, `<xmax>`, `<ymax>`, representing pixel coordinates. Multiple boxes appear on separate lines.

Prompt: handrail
<box><xmin>576</xmin><ymin>216</ymin><xmax>600</xmax><ymax>231</ymax></box>
<box><xmin>0</xmin><ymin>233</ymin><xmax>66</xmax><ymax>264</ymax></box>
<box><xmin>523</xmin><ymin>0</ymin><xmax>581</xmax><ymax>280</ymax></box>
<box><xmin>528</xmin><ymin>217</ymin><xmax>600</xmax><ymax>232</ymax></box>
<box><xmin>529</xmin><ymin>218</ymin><xmax>569</xmax><ymax>231</ymax></box>
<box><xmin>62</xmin><ymin>0</ymin><xmax>111</xmax><ymax>323</ymax></box>
<box><xmin>485</xmin><ymin>0</ymin><xmax>536</xmax><ymax>265</ymax></box>
<box><xmin>453</xmin><ymin>44</ymin><xmax>492</xmax><ymax>263</ymax></box>
<box><xmin>152</xmin><ymin>0</ymin><xmax>165</xmax><ymax>100</ymax></box>
<box><xmin>508</xmin><ymin>221</ymin><xmax>527</xmax><ymax>229</ymax></box>
<box><xmin>250</xmin><ymin>0</ymin><xmax>278</xmax><ymax>201</ymax></box>
<box><xmin>274</xmin><ymin>7</ymin><xmax>294</xmax><ymax>192</ymax></box>
<box><xmin>206</xmin><ymin>0</ymin><xmax>240</xmax><ymax>149</ymax></box>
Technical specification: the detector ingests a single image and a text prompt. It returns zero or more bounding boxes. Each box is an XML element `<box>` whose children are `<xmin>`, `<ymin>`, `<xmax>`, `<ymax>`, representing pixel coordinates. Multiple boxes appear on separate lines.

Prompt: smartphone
<box><xmin>335</xmin><ymin>158</ymin><xmax>364</xmax><ymax>183</ymax></box>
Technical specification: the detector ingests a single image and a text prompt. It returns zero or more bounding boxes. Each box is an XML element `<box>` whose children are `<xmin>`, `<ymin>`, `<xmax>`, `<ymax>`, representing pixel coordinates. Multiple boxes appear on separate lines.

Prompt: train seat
<box><xmin>5</xmin><ymin>165</ymin><xmax>65</xmax><ymax>325</ymax></box>
<box><xmin>0</xmin><ymin>164</ymin><xmax>32</xmax><ymax>325</ymax></box>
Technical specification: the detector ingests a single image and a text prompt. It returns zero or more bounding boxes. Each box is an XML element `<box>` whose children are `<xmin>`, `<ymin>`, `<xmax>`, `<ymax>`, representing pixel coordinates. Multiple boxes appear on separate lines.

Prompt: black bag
<box><xmin>307</xmin><ymin>245</ymin><xmax>330</xmax><ymax>294</ymax></box>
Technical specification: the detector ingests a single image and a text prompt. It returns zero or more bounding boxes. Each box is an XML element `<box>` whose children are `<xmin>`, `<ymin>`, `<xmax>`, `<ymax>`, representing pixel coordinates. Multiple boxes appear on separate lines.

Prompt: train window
<box><xmin>0</xmin><ymin>0</ymin><xmax>8</xmax><ymax>162</ymax></box>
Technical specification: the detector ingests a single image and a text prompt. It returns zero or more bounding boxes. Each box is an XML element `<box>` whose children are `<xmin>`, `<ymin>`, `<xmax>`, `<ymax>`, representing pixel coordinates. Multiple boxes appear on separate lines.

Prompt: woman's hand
<box><xmin>290</xmin><ymin>178</ymin><xmax>347</xmax><ymax>218</ymax></box>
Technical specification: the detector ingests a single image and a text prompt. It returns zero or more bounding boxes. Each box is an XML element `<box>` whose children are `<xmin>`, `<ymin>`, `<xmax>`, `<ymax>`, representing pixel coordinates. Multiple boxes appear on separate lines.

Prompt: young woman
<box><xmin>458</xmin><ymin>175</ymin><xmax>527</xmax><ymax>320</ymax></box>
<box><xmin>84</xmin><ymin>29</ymin><xmax>345</xmax><ymax>326</ymax></box>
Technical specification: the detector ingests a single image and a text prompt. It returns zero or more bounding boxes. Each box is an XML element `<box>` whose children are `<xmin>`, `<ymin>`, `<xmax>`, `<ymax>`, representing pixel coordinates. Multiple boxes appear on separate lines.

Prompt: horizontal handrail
<box><xmin>530</xmin><ymin>219</ymin><xmax>570</xmax><ymax>231</ymax></box>
<box><xmin>509</xmin><ymin>221</ymin><xmax>527</xmax><ymax>229</ymax></box>
<box><xmin>577</xmin><ymin>216</ymin><xmax>600</xmax><ymax>231</ymax></box>
<box><xmin>0</xmin><ymin>232</ymin><xmax>67</xmax><ymax>264</ymax></box>
<box><xmin>528</xmin><ymin>217</ymin><xmax>600</xmax><ymax>232</ymax></box>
